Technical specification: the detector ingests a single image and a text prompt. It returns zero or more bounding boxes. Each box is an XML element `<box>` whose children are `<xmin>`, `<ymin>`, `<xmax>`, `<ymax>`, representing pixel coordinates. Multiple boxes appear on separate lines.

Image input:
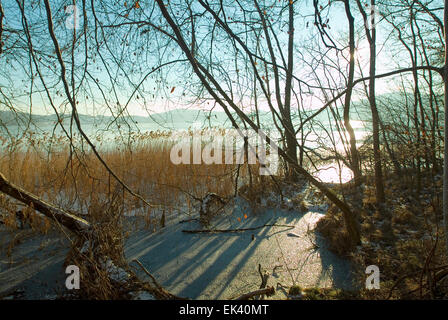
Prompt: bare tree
<box><xmin>356</xmin><ymin>0</ymin><xmax>385</xmax><ymax>205</ymax></box>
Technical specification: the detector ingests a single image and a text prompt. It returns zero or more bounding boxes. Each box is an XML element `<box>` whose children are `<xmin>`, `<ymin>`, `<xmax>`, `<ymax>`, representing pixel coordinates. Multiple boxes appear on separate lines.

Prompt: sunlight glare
<box><xmin>314</xmin><ymin>164</ymin><xmax>354</xmax><ymax>184</ymax></box>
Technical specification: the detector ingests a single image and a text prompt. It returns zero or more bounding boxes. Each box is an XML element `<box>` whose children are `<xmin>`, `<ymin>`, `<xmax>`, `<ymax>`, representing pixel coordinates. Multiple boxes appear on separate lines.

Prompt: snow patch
<box><xmin>100</xmin><ymin>258</ymin><xmax>130</xmax><ymax>283</ymax></box>
<box><xmin>133</xmin><ymin>291</ymin><xmax>156</xmax><ymax>300</ymax></box>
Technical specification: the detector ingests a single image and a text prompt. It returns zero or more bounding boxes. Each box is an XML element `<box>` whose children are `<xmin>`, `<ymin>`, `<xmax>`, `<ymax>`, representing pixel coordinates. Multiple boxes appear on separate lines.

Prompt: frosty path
<box><xmin>126</xmin><ymin>201</ymin><xmax>354</xmax><ymax>299</ymax></box>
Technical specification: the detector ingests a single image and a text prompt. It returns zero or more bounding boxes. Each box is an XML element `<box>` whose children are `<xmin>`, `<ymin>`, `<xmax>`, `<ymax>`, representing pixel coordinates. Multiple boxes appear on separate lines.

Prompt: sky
<box><xmin>0</xmin><ymin>0</ymin><xmax>444</xmax><ymax>118</ymax></box>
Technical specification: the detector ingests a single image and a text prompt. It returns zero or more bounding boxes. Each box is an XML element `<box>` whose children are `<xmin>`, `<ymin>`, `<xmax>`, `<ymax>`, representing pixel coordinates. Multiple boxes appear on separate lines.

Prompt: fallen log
<box><xmin>0</xmin><ymin>172</ymin><xmax>90</xmax><ymax>234</ymax></box>
<box><xmin>182</xmin><ymin>223</ymin><xmax>295</xmax><ymax>234</ymax></box>
<box><xmin>0</xmin><ymin>171</ymin><xmax>187</xmax><ymax>300</ymax></box>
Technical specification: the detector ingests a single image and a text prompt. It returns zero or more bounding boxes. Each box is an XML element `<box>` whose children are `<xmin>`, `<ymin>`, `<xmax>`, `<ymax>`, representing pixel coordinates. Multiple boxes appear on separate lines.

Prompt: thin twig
<box><xmin>274</xmin><ymin>234</ymin><xmax>295</xmax><ymax>286</ymax></box>
<box><xmin>132</xmin><ymin>259</ymin><xmax>164</xmax><ymax>290</ymax></box>
<box><xmin>132</xmin><ymin>259</ymin><xmax>188</xmax><ymax>300</ymax></box>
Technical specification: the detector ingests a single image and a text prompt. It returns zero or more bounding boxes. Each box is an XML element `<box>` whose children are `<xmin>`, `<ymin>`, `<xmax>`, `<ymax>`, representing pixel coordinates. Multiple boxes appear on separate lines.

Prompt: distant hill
<box><xmin>2</xmin><ymin>91</ymin><xmax>438</xmax><ymax>135</ymax></box>
<box><xmin>0</xmin><ymin>108</ymin><xmax>274</xmax><ymax>131</ymax></box>
<box><xmin>0</xmin><ymin>109</ymin><xmax>239</xmax><ymax>134</ymax></box>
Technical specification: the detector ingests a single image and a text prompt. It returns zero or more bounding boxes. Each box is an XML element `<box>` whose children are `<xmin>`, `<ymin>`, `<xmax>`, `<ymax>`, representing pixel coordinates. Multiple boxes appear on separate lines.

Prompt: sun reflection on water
<box><xmin>314</xmin><ymin>164</ymin><xmax>354</xmax><ymax>184</ymax></box>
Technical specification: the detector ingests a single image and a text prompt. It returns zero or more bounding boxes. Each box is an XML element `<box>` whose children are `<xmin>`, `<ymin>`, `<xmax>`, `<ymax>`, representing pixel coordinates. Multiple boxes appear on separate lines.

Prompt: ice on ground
<box><xmin>126</xmin><ymin>198</ymin><xmax>354</xmax><ymax>299</ymax></box>
<box><xmin>0</xmin><ymin>229</ymin><xmax>70</xmax><ymax>299</ymax></box>
<box><xmin>133</xmin><ymin>291</ymin><xmax>156</xmax><ymax>300</ymax></box>
<box><xmin>101</xmin><ymin>258</ymin><xmax>130</xmax><ymax>284</ymax></box>
<box><xmin>0</xmin><ymin>194</ymin><xmax>354</xmax><ymax>300</ymax></box>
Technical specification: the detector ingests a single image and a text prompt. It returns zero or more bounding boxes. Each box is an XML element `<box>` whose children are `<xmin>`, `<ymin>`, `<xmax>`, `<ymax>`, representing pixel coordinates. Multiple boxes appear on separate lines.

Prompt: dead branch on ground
<box><xmin>182</xmin><ymin>223</ymin><xmax>295</xmax><ymax>234</ymax></box>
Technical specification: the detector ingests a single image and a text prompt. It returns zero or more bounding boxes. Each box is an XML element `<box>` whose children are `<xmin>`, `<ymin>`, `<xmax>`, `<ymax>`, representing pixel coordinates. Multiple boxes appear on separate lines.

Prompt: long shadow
<box><xmin>127</xmin><ymin>224</ymin><xmax>224</xmax><ymax>273</ymax></box>
<box><xmin>0</xmin><ymin>253</ymin><xmax>67</xmax><ymax>299</ymax></box>
<box><xmin>314</xmin><ymin>233</ymin><xmax>354</xmax><ymax>290</ymax></box>
<box><xmin>211</xmin><ymin>210</ymin><xmax>307</xmax><ymax>298</ymax></box>
<box><xmin>156</xmin><ymin>236</ymin><xmax>231</xmax><ymax>289</ymax></box>
<box><xmin>126</xmin><ymin>207</ymin><xmax>318</xmax><ymax>299</ymax></box>
<box><xmin>130</xmin><ymin>209</ymin><xmax>354</xmax><ymax>294</ymax></box>
<box><xmin>210</xmin><ymin>225</ymin><xmax>272</xmax><ymax>299</ymax></box>
<box><xmin>176</xmin><ymin>222</ymin><xmax>273</xmax><ymax>298</ymax></box>
<box><xmin>126</xmin><ymin>210</ymin><xmax>298</xmax><ymax>299</ymax></box>
<box><xmin>126</xmin><ymin>221</ymin><xmax>249</xmax><ymax>297</ymax></box>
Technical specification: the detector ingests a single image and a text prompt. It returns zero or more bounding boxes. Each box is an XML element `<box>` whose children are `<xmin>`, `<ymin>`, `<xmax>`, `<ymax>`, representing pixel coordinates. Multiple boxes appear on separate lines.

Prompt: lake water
<box><xmin>1</xmin><ymin>117</ymin><xmax>369</xmax><ymax>184</ymax></box>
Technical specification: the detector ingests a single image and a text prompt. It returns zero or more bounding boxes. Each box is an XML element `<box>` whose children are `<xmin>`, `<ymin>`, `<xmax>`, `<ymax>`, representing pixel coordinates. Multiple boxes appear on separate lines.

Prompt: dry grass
<box><xmin>315</xmin><ymin>204</ymin><xmax>355</xmax><ymax>257</ymax></box>
<box><xmin>288</xmin><ymin>285</ymin><xmax>357</xmax><ymax>300</ymax></box>
<box><xmin>238</xmin><ymin>177</ymin><xmax>283</xmax><ymax>210</ymax></box>
<box><xmin>0</xmin><ymin>130</ymin><xmax>259</xmax><ymax>230</ymax></box>
<box><xmin>0</xmin><ymin>193</ymin><xmax>52</xmax><ymax>233</ymax></box>
<box><xmin>63</xmin><ymin>192</ymin><xmax>131</xmax><ymax>299</ymax></box>
<box><xmin>316</xmin><ymin>172</ymin><xmax>448</xmax><ymax>299</ymax></box>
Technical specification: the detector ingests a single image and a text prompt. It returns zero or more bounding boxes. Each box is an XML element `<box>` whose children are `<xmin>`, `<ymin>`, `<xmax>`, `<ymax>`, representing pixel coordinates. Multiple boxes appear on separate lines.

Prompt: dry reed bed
<box><xmin>0</xmin><ymin>129</ymin><xmax>261</xmax><ymax>228</ymax></box>
<box><xmin>0</xmin><ymin>129</ymin><xmax>262</xmax><ymax>299</ymax></box>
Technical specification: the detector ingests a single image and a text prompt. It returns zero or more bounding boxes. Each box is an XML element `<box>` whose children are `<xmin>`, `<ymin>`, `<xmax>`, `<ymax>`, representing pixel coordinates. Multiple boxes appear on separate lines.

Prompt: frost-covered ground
<box><xmin>0</xmin><ymin>228</ymin><xmax>70</xmax><ymax>299</ymax></box>
<box><xmin>0</xmin><ymin>184</ymin><xmax>354</xmax><ymax>300</ymax></box>
<box><xmin>127</xmin><ymin>193</ymin><xmax>354</xmax><ymax>299</ymax></box>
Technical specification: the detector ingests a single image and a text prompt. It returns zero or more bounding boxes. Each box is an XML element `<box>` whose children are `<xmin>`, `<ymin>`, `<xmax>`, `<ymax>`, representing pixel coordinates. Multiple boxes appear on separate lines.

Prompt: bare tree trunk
<box><xmin>252</xmin><ymin>0</ymin><xmax>299</xmax><ymax>179</ymax></box>
<box><xmin>357</xmin><ymin>0</ymin><xmax>385</xmax><ymax>205</ymax></box>
<box><xmin>0</xmin><ymin>172</ymin><xmax>90</xmax><ymax>234</ymax></box>
<box><xmin>443</xmin><ymin>0</ymin><xmax>448</xmax><ymax>259</ymax></box>
<box><xmin>343</xmin><ymin>0</ymin><xmax>362</xmax><ymax>186</ymax></box>
<box><xmin>0</xmin><ymin>1</ymin><xmax>4</xmax><ymax>56</ymax></box>
<box><xmin>283</xmin><ymin>0</ymin><xmax>298</xmax><ymax>181</ymax></box>
<box><xmin>369</xmin><ymin>1</ymin><xmax>385</xmax><ymax>205</ymax></box>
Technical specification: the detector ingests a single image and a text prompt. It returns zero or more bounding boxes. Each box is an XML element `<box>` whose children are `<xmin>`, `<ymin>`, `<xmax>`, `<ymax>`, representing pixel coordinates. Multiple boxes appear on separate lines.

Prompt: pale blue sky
<box><xmin>0</xmin><ymin>0</ymin><xmax>443</xmax><ymax>118</ymax></box>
